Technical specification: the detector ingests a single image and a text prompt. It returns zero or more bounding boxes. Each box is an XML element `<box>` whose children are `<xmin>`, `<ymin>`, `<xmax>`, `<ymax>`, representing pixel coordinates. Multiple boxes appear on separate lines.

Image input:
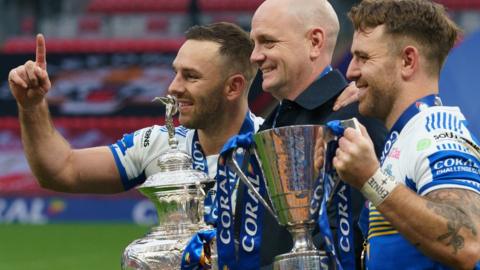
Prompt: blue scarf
<box><xmin>181</xmin><ymin>112</ymin><xmax>257</xmax><ymax>270</ymax></box>
<box><xmin>216</xmin><ymin>132</ymin><xmax>267</xmax><ymax>270</ymax></box>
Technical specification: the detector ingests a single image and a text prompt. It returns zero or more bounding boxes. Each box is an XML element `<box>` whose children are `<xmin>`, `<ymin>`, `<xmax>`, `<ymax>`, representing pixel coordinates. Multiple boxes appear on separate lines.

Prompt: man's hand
<box><xmin>333</xmin><ymin>122</ymin><xmax>379</xmax><ymax>189</ymax></box>
<box><xmin>8</xmin><ymin>34</ymin><xmax>51</xmax><ymax>110</ymax></box>
<box><xmin>333</xmin><ymin>81</ymin><xmax>359</xmax><ymax>111</ymax></box>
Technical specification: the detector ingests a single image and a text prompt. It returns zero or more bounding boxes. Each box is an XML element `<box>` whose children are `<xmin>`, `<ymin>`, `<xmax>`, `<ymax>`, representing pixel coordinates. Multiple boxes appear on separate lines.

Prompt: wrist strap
<box><xmin>360</xmin><ymin>168</ymin><xmax>398</xmax><ymax>207</ymax></box>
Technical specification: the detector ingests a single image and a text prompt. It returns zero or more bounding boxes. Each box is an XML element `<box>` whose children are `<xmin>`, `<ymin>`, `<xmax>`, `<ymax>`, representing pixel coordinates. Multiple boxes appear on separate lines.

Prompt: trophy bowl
<box><xmin>121</xmin><ymin>148</ymin><xmax>215</xmax><ymax>270</ymax></box>
<box><xmin>228</xmin><ymin>124</ymin><xmax>340</xmax><ymax>270</ymax></box>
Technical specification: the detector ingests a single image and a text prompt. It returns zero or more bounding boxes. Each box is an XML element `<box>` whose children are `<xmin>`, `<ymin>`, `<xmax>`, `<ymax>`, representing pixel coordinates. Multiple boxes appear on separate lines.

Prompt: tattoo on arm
<box><xmin>426</xmin><ymin>189</ymin><xmax>479</xmax><ymax>254</ymax></box>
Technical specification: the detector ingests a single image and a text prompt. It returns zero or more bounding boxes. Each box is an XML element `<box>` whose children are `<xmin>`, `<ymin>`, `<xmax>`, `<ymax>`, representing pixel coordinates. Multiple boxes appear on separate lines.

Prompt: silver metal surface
<box><xmin>253</xmin><ymin>125</ymin><xmax>324</xmax><ymax>226</ymax></box>
<box><xmin>229</xmin><ymin>122</ymin><xmax>356</xmax><ymax>270</ymax></box>
<box><xmin>274</xmin><ymin>250</ymin><xmax>331</xmax><ymax>270</ymax></box>
<box><xmin>122</xmin><ymin>95</ymin><xmax>216</xmax><ymax>270</ymax></box>
<box><xmin>122</xmin><ymin>224</ymin><xmax>202</xmax><ymax>270</ymax></box>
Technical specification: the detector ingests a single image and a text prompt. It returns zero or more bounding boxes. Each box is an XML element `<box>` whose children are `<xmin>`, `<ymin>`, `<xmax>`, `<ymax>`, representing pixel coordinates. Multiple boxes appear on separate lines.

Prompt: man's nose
<box><xmin>167</xmin><ymin>74</ymin><xmax>183</xmax><ymax>96</ymax></box>
<box><xmin>346</xmin><ymin>59</ymin><xmax>360</xmax><ymax>82</ymax></box>
<box><xmin>250</xmin><ymin>45</ymin><xmax>266</xmax><ymax>64</ymax></box>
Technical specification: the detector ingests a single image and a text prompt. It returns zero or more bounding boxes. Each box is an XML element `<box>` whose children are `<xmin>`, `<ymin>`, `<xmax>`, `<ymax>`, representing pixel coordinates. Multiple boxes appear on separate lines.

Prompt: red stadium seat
<box><xmin>198</xmin><ymin>0</ymin><xmax>263</xmax><ymax>11</ymax></box>
<box><xmin>146</xmin><ymin>16</ymin><xmax>169</xmax><ymax>33</ymax></box>
<box><xmin>87</xmin><ymin>0</ymin><xmax>189</xmax><ymax>13</ymax></box>
<box><xmin>21</xmin><ymin>16</ymin><xmax>35</xmax><ymax>35</ymax></box>
<box><xmin>78</xmin><ymin>16</ymin><xmax>102</xmax><ymax>34</ymax></box>
<box><xmin>2</xmin><ymin>37</ymin><xmax>185</xmax><ymax>53</ymax></box>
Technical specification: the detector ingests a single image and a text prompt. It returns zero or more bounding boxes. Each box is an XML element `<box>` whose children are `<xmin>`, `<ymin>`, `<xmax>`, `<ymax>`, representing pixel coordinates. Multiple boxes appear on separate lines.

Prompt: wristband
<box><xmin>360</xmin><ymin>168</ymin><xmax>398</xmax><ymax>207</ymax></box>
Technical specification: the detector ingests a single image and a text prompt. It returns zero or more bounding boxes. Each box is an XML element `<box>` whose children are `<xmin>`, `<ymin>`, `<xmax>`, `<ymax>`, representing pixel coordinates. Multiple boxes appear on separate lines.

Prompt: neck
<box><xmin>197</xmin><ymin>102</ymin><xmax>249</xmax><ymax>156</ymax></box>
<box><xmin>385</xmin><ymin>79</ymin><xmax>438</xmax><ymax>130</ymax></box>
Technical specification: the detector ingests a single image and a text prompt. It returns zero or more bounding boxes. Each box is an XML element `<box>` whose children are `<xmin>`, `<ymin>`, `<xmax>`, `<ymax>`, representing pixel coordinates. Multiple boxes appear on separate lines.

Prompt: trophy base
<box><xmin>274</xmin><ymin>250</ymin><xmax>332</xmax><ymax>270</ymax></box>
<box><xmin>121</xmin><ymin>224</ymin><xmax>200</xmax><ymax>270</ymax></box>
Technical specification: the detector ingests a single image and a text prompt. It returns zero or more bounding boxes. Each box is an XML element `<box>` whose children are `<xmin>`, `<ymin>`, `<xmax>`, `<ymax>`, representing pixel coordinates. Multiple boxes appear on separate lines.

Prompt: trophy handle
<box><xmin>325</xmin><ymin>118</ymin><xmax>361</xmax><ymax>205</ymax></box>
<box><xmin>226</xmin><ymin>148</ymin><xmax>279</xmax><ymax>223</ymax></box>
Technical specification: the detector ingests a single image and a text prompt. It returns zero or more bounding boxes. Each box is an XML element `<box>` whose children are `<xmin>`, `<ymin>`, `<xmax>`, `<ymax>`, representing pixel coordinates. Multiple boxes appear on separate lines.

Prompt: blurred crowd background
<box><xmin>0</xmin><ymin>1</ymin><xmax>478</xmax><ymax>269</ymax></box>
<box><xmin>0</xmin><ymin>0</ymin><xmax>478</xmax><ymax>234</ymax></box>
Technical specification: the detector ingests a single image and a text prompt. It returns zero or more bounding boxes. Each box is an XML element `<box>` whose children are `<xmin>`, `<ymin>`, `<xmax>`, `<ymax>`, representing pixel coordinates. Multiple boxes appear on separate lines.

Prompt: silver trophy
<box><xmin>122</xmin><ymin>95</ymin><xmax>216</xmax><ymax>270</ymax></box>
<box><xmin>228</xmin><ymin>120</ymin><xmax>358</xmax><ymax>270</ymax></box>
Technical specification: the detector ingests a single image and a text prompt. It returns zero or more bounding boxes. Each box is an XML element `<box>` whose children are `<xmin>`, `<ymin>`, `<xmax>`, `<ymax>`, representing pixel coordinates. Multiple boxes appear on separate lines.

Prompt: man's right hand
<box><xmin>8</xmin><ymin>34</ymin><xmax>51</xmax><ymax>110</ymax></box>
<box><xmin>333</xmin><ymin>81</ymin><xmax>359</xmax><ymax>111</ymax></box>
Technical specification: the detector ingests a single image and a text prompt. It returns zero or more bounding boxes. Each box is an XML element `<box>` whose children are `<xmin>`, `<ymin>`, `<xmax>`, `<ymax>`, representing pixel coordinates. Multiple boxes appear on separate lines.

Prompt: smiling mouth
<box><xmin>261</xmin><ymin>67</ymin><xmax>275</xmax><ymax>74</ymax></box>
<box><xmin>178</xmin><ymin>101</ymin><xmax>193</xmax><ymax>111</ymax></box>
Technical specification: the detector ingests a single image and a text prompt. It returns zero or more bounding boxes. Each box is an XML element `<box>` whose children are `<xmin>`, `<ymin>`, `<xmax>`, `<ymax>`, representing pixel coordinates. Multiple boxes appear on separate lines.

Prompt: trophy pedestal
<box><xmin>274</xmin><ymin>250</ymin><xmax>331</xmax><ymax>270</ymax></box>
<box><xmin>273</xmin><ymin>224</ymin><xmax>333</xmax><ymax>270</ymax></box>
<box><xmin>122</xmin><ymin>223</ymin><xmax>200</xmax><ymax>270</ymax></box>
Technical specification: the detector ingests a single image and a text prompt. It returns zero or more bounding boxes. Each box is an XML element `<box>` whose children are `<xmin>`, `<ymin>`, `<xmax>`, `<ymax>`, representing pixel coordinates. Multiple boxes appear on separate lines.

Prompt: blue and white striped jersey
<box><xmin>108</xmin><ymin>113</ymin><xmax>264</xmax><ymax>190</ymax></box>
<box><xmin>367</xmin><ymin>105</ymin><xmax>480</xmax><ymax>269</ymax></box>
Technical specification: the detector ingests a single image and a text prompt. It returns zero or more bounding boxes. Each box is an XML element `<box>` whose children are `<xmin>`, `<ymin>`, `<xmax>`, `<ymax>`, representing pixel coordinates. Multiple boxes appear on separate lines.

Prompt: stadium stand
<box><xmin>0</xmin><ymin>0</ymin><xmax>478</xmax><ymax>225</ymax></box>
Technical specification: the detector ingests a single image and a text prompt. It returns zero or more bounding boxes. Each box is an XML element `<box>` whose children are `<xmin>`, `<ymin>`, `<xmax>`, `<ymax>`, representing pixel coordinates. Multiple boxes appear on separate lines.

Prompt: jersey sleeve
<box><xmin>410</xmin><ymin>109</ymin><xmax>480</xmax><ymax>195</ymax></box>
<box><xmin>109</xmin><ymin>125</ymin><xmax>183</xmax><ymax>190</ymax></box>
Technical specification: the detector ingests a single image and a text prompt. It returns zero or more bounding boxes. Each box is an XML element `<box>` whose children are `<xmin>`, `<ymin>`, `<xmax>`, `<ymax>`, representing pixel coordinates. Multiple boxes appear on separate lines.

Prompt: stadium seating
<box><xmin>2</xmin><ymin>37</ymin><xmax>184</xmax><ymax>53</ymax></box>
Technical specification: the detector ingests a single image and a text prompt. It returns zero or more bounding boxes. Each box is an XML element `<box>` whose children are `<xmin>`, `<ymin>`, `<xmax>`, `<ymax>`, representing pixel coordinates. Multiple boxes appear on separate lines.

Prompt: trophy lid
<box><xmin>140</xmin><ymin>148</ymin><xmax>211</xmax><ymax>188</ymax></box>
<box><xmin>156</xmin><ymin>148</ymin><xmax>193</xmax><ymax>172</ymax></box>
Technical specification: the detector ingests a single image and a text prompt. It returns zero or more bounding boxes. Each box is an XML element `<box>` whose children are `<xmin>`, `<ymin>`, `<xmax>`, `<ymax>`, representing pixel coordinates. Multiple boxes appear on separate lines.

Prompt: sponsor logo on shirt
<box><xmin>416</xmin><ymin>138</ymin><xmax>432</xmax><ymax>151</ymax></box>
<box><xmin>388</xmin><ymin>148</ymin><xmax>401</xmax><ymax>159</ymax></box>
<box><xmin>143</xmin><ymin>128</ymin><xmax>152</xmax><ymax>147</ymax></box>
<box><xmin>381</xmin><ymin>131</ymin><xmax>399</xmax><ymax>162</ymax></box>
<box><xmin>434</xmin><ymin>132</ymin><xmax>479</xmax><ymax>151</ymax></box>
<box><xmin>432</xmin><ymin>156</ymin><xmax>479</xmax><ymax>176</ymax></box>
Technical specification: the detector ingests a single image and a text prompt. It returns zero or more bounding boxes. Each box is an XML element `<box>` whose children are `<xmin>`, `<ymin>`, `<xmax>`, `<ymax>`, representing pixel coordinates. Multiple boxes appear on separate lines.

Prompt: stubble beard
<box><xmin>359</xmin><ymin>79</ymin><xmax>396</xmax><ymax>123</ymax></box>
<box><xmin>181</xmin><ymin>94</ymin><xmax>226</xmax><ymax>131</ymax></box>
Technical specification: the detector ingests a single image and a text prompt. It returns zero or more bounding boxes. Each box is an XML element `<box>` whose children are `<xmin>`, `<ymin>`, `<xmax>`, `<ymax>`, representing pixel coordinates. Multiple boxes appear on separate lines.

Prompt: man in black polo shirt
<box><xmin>245</xmin><ymin>0</ymin><xmax>387</xmax><ymax>268</ymax></box>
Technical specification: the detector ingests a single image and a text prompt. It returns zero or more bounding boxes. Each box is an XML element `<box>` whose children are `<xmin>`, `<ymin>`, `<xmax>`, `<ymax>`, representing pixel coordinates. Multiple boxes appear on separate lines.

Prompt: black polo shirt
<box><xmin>236</xmin><ymin>69</ymin><xmax>387</xmax><ymax>269</ymax></box>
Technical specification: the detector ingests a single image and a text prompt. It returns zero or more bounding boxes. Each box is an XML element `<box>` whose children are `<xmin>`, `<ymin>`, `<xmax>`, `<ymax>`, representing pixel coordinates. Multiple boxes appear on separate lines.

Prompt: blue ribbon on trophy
<box><xmin>191</xmin><ymin>131</ymin><xmax>218</xmax><ymax>225</ymax></box>
<box><xmin>181</xmin><ymin>113</ymin><xmax>256</xmax><ymax>270</ymax></box>
<box><xmin>193</xmin><ymin>112</ymin><xmax>255</xmax><ymax>226</ymax></box>
<box><xmin>215</xmin><ymin>132</ymin><xmax>266</xmax><ymax>270</ymax></box>
<box><xmin>181</xmin><ymin>229</ymin><xmax>217</xmax><ymax>270</ymax></box>
<box><xmin>329</xmin><ymin>120</ymin><xmax>355</xmax><ymax>270</ymax></box>
<box><xmin>312</xmin><ymin>120</ymin><xmax>355</xmax><ymax>270</ymax></box>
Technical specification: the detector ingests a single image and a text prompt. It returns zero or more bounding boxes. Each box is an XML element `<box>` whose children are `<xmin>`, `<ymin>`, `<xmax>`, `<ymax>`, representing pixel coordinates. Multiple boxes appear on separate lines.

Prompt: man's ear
<box><xmin>309</xmin><ymin>27</ymin><xmax>325</xmax><ymax>59</ymax></box>
<box><xmin>224</xmin><ymin>74</ymin><xmax>247</xmax><ymax>101</ymax></box>
<box><xmin>400</xmin><ymin>45</ymin><xmax>419</xmax><ymax>80</ymax></box>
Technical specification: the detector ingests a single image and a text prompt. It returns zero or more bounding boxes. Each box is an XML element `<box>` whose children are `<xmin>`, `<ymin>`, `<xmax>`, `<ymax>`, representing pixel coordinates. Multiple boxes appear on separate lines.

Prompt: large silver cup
<box><xmin>228</xmin><ymin>122</ymin><xmax>356</xmax><ymax>270</ymax></box>
<box><xmin>122</xmin><ymin>96</ymin><xmax>216</xmax><ymax>270</ymax></box>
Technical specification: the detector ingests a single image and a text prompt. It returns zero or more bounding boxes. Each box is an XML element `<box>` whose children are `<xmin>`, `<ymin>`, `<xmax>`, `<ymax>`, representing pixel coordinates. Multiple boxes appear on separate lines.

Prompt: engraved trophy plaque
<box><xmin>228</xmin><ymin>120</ymin><xmax>358</xmax><ymax>270</ymax></box>
<box><xmin>122</xmin><ymin>95</ymin><xmax>215</xmax><ymax>270</ymax></box>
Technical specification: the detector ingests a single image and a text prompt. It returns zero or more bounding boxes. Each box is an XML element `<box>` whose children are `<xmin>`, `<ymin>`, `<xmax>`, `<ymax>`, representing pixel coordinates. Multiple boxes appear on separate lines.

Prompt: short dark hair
<box><xmin>185</xmin><ymin>22</ymin><xmax>257</xmax><ymax>83</ymax></box>
<box><xmin>348</xmin><ymin>0</ymin><xmax>461</xmax><ymax>75</ymax></box>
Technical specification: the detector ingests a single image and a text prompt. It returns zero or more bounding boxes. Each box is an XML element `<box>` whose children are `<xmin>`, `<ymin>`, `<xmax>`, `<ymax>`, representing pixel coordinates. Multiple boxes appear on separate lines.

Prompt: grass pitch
<box><xmin>0</xmin><ymin>224</ymin><xmax>149</xmax><ymax>270</ymax></box>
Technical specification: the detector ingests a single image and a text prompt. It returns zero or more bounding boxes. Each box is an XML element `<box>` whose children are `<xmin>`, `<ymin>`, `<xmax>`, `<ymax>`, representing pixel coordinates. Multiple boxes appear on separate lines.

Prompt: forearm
<box><xmin>19</xmin><ymin>100</ymin><xmax>76</xmax><ymax>190</ymax></box>
<box><xmin>377</xmin><ymin>185</ymin><xmax>480</xmax><ymax>269</ymax></box>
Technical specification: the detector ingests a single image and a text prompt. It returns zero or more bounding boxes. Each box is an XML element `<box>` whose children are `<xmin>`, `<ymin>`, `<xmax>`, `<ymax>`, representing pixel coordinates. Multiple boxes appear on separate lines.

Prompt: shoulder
<box><xmin>398</xmin><ymin>107</ymin><xmax>480</xmax><ymax>194</ymax></box>
<box><xmin>130</xmin><ymin>124</ymin><xmax>193</xmax><ymax>151</ymax></box>
<box><xmin>403</xmin><ymin>106</ymin><xmax>476</xmax><ymax>154</ymax></box>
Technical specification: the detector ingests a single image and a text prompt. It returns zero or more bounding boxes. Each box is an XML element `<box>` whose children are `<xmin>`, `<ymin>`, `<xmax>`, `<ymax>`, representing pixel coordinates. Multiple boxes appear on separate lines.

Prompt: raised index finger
<box><xmin>35</xmin><ymin>34</ymin><xmax>47</xmax><ymax>70</ymax></box>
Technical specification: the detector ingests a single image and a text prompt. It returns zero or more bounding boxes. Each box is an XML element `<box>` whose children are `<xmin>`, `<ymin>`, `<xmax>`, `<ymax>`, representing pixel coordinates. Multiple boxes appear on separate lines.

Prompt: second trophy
<box><xmin>228</xmin><ymin>122</ymin><xmax>356</xmax><ymax>270</ymax></box>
